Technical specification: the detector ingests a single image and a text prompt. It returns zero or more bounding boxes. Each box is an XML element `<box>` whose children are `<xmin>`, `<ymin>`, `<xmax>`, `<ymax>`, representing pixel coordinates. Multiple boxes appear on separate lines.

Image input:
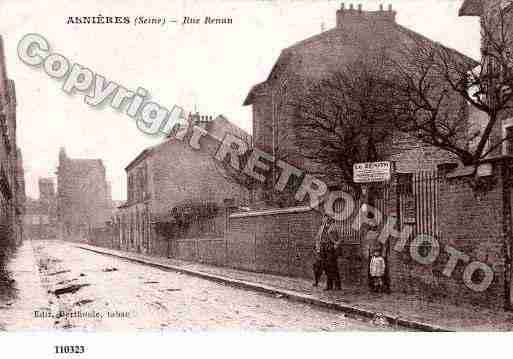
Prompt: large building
<box><xmin>243</xmin><ymin>3</ymin><xmax>476</xmax><ymax>204</ymax></box>
<box><xmin>115</xmin><ymin>114</ymin><xmax>250</xmax><ymax>256</ymax></box>
<box><xmin>56</xmin><ymin>147</ymin><xmax>112</xmax><ymax>240</ymax></box>
<box><xmin>0</xmin><ymin>36</ymin><xmax>24</xmax><ymax>249</ymax></box>
<box><xmin>14</xmin><ymin>148</ymin><xmax>25</xmax><ymax>243</ymax></box>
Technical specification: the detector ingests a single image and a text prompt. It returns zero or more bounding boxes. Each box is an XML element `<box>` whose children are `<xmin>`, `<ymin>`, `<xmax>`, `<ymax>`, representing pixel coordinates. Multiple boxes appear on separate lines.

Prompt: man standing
<box><xmin>315</xmin><ymin>218</ymin><xmax>341</xmax><ymax>291</ymax></box>
<box><xmin>312</xmin><ymin>218</ymin><xmax>328</xmax><ymax>287</ymax></box>
<box><xmin>324</xmin><ymin>223</ymin><xmax>341</xmax><ymax>291</ymax></box>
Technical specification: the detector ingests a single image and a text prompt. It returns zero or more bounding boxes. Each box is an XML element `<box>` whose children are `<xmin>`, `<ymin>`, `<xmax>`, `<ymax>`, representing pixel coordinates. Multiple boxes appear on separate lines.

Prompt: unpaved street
<box><xmin>1</xmin><ymin>240</ymin><xmax>390</xmax><ymax>331</ymax></box>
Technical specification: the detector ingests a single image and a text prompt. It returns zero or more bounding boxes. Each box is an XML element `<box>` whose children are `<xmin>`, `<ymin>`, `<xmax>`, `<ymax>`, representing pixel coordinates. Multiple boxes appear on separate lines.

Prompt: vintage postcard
<box><xmin>0</xmin><ymin>0</ymin><xmax>512</xmax><ymax>356</ymax></box>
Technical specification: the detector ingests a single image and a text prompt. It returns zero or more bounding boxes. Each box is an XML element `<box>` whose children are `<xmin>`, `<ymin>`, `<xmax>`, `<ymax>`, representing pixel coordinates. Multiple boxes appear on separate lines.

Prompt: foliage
<box><xmin>170</xmin><ymin>200</ymin><xmax>219</xmax><ymax>224</ymax></box>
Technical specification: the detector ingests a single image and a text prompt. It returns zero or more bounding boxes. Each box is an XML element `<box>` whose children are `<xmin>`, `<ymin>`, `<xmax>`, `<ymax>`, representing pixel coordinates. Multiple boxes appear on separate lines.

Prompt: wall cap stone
<box><xmin>230</xmin><ymin>206</ymin><xmax>313</xmax><ymax>218</ymax></box>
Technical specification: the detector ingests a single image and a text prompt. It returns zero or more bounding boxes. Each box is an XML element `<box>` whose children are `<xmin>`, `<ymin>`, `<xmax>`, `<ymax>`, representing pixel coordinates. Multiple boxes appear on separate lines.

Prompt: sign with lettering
<box><xmin>353</xmin><ymin>161</ymin><xmax>391</xmax><ymax>183</ymax></box>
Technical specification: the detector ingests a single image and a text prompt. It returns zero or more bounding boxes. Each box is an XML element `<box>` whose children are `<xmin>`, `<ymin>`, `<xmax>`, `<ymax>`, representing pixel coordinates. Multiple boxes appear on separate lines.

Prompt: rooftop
<box><xmin>244</xmin><ymin>3</ymin><xmax>478</xmax><ymax>105</ymax></box>
<box><xmin>124</xmin><ymin>115</ymin><xmax>251</xmax><ymax>171</ymax></box>
<box><xmin>459</xmin><ymin>0</ymin><xmax>483</xmax><ymax>16</ymax></box>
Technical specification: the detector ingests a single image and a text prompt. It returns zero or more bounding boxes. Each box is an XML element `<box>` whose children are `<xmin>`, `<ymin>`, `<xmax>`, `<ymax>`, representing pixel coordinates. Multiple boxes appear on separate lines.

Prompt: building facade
<box><xmin>15</xmin><ymin>148</ymin><xmax>26</xmax><ymax>243</ymax></box>
<box><xmin>460</xmin><ymin>0</ymin><xmax>513</xmax><ymax>157</ymax></box>
<box><xmin>115</xmin><ymin>114</ymin><xmax>251</xmax><ymax>256</ymax></box>
<box><xmin>24</xmin><ymin>178</ymin><xmax>57</xmax><ymax>239</ymax></box>
<box><xmin>0</xmin><ymin>36</ymin><xmax>24</xmax><ymax>250</ymax></box>
<box><xmin>56</xmin><ymin>147</ymin><xmax>112</xmax><ymax>240</ymax></box>
<box><xmin>243</xmin><ymin>3</ymin><xmax>476</xmax><ymax>207</ymax></box>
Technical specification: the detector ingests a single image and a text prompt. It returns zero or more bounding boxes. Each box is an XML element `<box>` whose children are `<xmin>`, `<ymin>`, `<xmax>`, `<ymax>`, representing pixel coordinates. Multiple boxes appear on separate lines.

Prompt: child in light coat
<box><xmin>369</xmin><ymin>249</ymin><xmax>386</xmax><ymax>293</ymax></box>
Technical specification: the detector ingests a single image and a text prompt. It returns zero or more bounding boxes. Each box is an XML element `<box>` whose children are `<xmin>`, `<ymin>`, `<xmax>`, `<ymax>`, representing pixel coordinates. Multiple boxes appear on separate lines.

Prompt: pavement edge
<box><xmin>76</xmin><ymin>244</ymin><xmax>452</xmax><ymax>332</ymax></box>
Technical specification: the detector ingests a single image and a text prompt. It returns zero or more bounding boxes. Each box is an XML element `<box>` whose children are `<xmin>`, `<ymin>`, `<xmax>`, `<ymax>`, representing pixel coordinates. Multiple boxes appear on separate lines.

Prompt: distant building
<box><xmin>24</xmin><ymin>178</ymin><xmax>57</xmax><ymax>239</ymax></box>
<box><xmin>115</xmin><ymin>114</ymin><xmax>250</xmax><ymax>255</ymax></box>
<box><xmin>56</xmin><ymin>147</ymin><xmax>112</xmax><ymax>240</ymax></box>
<box><xmin>39</xmin><ymin>177</ymin><xmax>57</xmax><ymax>231</ymax></box>
<box><xmin>23</xmin><ymin>198</ymin><xmax>43</xmax><ymax>237</ymax></box>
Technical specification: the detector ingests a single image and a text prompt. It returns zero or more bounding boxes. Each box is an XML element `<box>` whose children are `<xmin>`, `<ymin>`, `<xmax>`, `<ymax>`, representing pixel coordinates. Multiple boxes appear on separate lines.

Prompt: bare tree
<box><xmin>387</xmin><ymin>5</ymin><xmax>513</xmax><ymax>165</ymax></box>
<box><xmin>292</xmin><ymin>57</ymin><xmax>397</xmax><ymax>193</ymax></box>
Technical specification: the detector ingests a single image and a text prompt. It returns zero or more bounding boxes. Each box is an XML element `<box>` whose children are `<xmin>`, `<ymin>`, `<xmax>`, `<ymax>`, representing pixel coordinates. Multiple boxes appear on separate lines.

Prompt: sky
<box><xmin>0</xmin><ymin>0</ymin><xmax>481</xmax><ymax>201</ymax></box>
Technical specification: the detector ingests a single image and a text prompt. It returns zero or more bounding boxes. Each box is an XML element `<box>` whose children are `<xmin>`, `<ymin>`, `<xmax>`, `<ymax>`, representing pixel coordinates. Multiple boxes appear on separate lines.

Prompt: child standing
<box><xmin>369</xmin><ymin>249</ymin><xmax>386</xmax><ymax>293</ymax></box>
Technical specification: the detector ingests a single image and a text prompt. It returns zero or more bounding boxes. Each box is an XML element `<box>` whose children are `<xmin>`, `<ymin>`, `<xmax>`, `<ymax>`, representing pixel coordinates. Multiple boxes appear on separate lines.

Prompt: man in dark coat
<box><xmin>314</xmin><ymin>219</ymin><xmax>341</xmax><ymax>291</ymax></box>
<box><xmin>312</xmin><ymin>254</ymin><xmax>324</xmax><ymax>287</ymax></box>
<box><xmin>323</xmin><ymin>225</ymin><xmax>341</xmax><ymax>290</ymax></box>
<box><xmin>312</xmin><ymin>219</ymin><xmax>328</xmax><ymax>287</ymax></box>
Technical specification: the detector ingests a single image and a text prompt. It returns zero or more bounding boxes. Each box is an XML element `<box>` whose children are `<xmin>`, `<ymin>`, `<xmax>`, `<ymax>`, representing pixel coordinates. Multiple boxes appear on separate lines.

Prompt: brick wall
<box><xmin>221</xmin><ymin>164</ymin><xmax>512</xmax><ymax>309</ymax></box>
<box><xmin>176</xmin><ymin>238</ymin><xmax>227</xmax><ymax>266</ymax></box>
<box><xmin>99</xmin><ymin>160</ymin><xmax>513</xmax><ymax>309</ymax></box>
<box><xmin>148</xmin><ymin>228</ymin><xmax>169</xmax><ymax>257</ymax></box>
<box><xmin>161</xmin><ymin>207</ymin><xmax>324</xmax><ymax>278</ymax></box>
<box><xmin>87</xmin><ymin>227</ymin><xmax>115</xmax><ymax>249</ymax></box>
<box><xmin>228</xmin><ymin>207</ymin><xmax>322</xmax><ymax>278</ymax></box>
<box><xmin>169</xmin><ymin>205</ymin><xmax>368</xmax><ymax>282</ymax></box>
<box><xmin>389</xmin><ymin>162</ymin><xmax>508</xmax><ymax>308</ymax></box>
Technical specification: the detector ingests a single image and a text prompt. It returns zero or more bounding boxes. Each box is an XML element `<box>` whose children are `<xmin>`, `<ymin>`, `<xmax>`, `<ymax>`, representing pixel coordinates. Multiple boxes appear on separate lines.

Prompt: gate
<box><xmin>326</xmin><ymin>170</ymin><xmax>440</xmax><ymax>288</ymax></box>
<box><xmin>397</xmin><ymin>171</ymin><xmax>440</xmax><ymax>239</ymax></box>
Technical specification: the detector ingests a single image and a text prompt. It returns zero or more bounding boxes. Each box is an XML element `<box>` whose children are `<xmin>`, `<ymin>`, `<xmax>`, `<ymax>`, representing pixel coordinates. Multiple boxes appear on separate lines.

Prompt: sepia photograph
<box><xmin>0</xmin><ymin>0</ymin><xmax>512</xmax><ymax>356</ymax></box>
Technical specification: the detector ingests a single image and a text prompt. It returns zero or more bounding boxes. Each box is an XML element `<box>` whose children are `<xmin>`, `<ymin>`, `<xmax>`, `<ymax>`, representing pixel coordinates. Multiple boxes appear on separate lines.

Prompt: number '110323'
<box><xmin>55</xmin><ymin>345</ymin><xmax>85</xmax><ymax>354</ymax></box>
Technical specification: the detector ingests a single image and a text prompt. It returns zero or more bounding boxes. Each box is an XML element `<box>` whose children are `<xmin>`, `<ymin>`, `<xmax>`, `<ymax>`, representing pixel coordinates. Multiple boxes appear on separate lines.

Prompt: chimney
<box><xmin>190</xmin><ymin>112</ymin><xmax>214</xmax><ymax>128</ymax></box>
<box><xmin>336</xmin><ymin>2</ymin><xmax>396</xmax><ymax>27</ymax></box>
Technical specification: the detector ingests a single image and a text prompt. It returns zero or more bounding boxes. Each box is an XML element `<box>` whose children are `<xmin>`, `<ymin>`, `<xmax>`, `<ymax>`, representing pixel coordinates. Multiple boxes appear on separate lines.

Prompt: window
<box><xmin>505</xmin><ymin>125</ymin><xmax>513</xmax><ymax>155</ymax></box>
<box><xmin>136</xmin><ymin>210</ymin><xmax>140</xmax><ymax>246</ymax></box>
<box><xmin>143</xmin><ymin>163</ymin><xmax>149</xmax><ymax>199</ymax></box>
<box><xmin>502</xmin><ymin>119</ymin><xmax>513</xmax><ymax>155</ymax></box>
<box><xmin>135</xmin><ymin>171</ymin><xmax>140</xmax><ymax>202</ymax></box>
<box><xmin>130</xmin><ymin>213</ymin><xmax>135</xmax><ymax>245</ymax></box>
<box><xmin>127</xmin><ymin>175</ymin><xmax>133</xmax><ymax>202</ymax></box>
<box><xmin>138</xmin><ymin>167</ymin><xmax>144</xmax><ymax>201</ymax></box>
